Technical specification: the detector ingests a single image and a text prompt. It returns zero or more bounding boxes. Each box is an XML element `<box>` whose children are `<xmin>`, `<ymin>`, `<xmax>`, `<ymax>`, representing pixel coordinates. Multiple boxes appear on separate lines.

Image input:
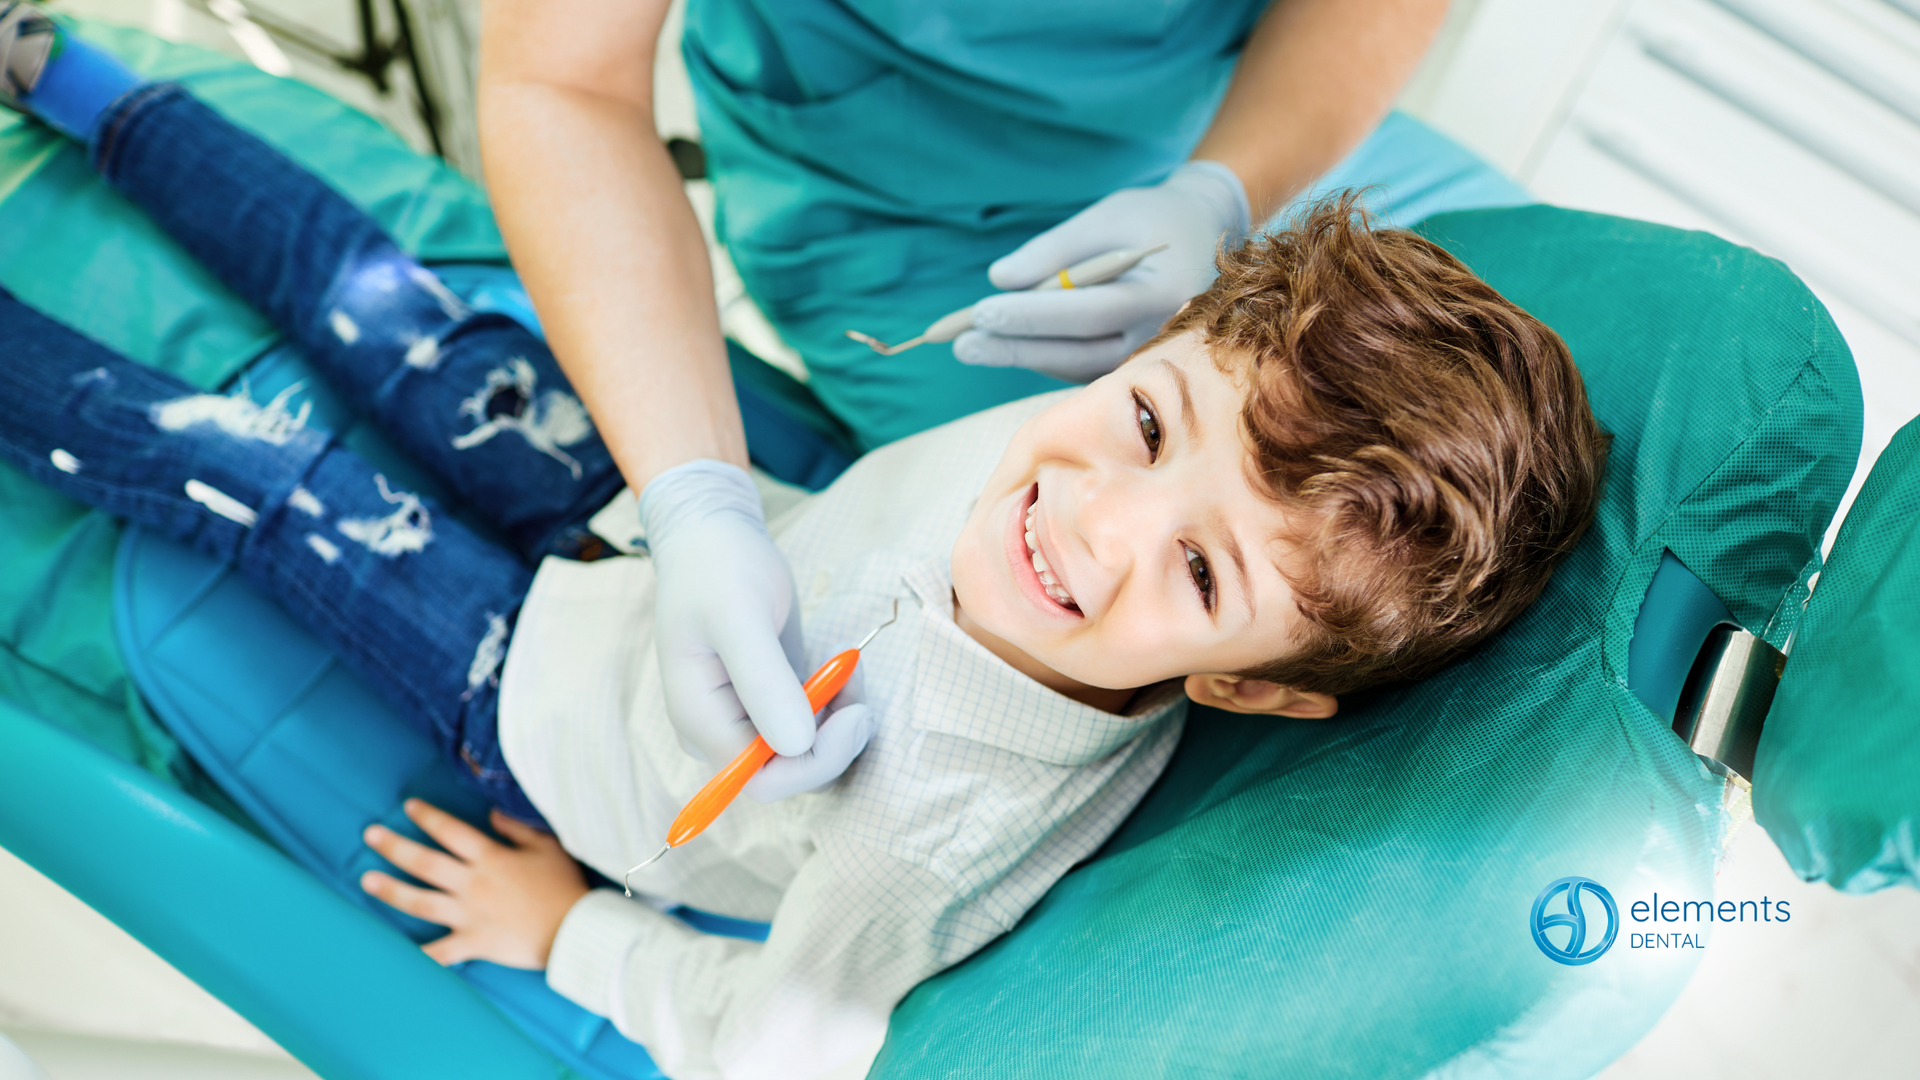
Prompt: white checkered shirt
<box><xmin>499</xmin><ymin>393</ymin><xmax>1187</xmax><ymax>1080</ymax></box>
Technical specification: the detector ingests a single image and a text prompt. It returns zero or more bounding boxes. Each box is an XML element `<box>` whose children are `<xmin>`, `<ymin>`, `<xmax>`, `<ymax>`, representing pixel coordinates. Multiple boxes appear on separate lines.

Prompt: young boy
<box><xmin>0</xmin><ymin>13</ymin><xmax>1607</xmax><ymax>1080</ymax></box>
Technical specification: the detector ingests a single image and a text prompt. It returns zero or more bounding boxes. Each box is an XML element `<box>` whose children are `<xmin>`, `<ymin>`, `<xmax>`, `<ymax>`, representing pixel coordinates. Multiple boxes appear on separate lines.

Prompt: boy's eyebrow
<box><xmin>1158</xmin><ymin>358</ymin><xmax>1199</xmax><ymax>438</ymax></box>
<box><xmin>1211</xmin><ymin>508</ymin><xmax>1255</xmax><ymax>620</ymax></box>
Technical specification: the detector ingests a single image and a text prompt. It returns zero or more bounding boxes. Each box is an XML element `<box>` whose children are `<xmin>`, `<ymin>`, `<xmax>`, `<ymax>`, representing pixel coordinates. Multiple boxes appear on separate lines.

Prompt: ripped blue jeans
<box><xmin>0</xmin><ymin>85</ymin><xmax>627</xmax><ymax>823</ymax></box>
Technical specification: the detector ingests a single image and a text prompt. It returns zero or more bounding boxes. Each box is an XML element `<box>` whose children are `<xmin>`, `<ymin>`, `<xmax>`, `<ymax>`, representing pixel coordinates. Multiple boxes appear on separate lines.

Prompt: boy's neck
<box><xmin>951</xmin><ymin>593</ymin><xmax>1138</xmax><ymax>715</ymax></box>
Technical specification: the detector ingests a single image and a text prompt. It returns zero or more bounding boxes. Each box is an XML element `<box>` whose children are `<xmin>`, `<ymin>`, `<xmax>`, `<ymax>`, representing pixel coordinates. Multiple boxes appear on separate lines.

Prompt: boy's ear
<box><xmin>1183</xmin><ymin>673</ymin><xmax>1338</xmax><ymax>719</ymax></box>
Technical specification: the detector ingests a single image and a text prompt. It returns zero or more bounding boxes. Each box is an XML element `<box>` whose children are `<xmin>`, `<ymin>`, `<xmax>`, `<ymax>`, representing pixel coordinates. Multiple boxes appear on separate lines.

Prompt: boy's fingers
<box><xmin>422</xmin><ymin>933</ymin><xmax>478</xmax><ymax>967</ymax></box>
<box><xmin>489</xmin><ymin>809</ymin><xmax>552</xmax><ymax>848</ymax></box>
<box><xmin>364</xmin><ymin>824</ymin><xmax>468</xmax><ymax>890</ymax></box>
<box><xmin>359</xmin><ymin>870</ymin><xmax>461</xmax><ymax>927</ymax></box>
<box><xmin>402</xmin><ymin>798</ymin><xmax>491</xmax><ymax>861</ymax></box>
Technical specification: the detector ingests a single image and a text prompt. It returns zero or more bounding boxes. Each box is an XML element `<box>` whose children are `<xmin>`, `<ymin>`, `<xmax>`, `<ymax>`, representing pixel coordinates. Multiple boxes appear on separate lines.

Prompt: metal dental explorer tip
<box><xmin>844</xmin><ymin>329</ymin><xmax>918</xmax><ymax>356</ymax></box>
<box><xmin>623</xmin><ymin>600</ymin><xmax>900</xmax><ymax>896</ymax></box>
<box><xmin>622</xmin><ymin>842</ymin><xmax>672</xmax><ymax>891</ymax></box>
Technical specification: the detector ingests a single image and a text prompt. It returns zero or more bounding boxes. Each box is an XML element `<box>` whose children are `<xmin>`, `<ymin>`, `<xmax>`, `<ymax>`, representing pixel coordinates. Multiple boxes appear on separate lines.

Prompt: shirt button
<box><xmin>811</xmin><ymin>572</ymin><xmax>831</xmax><ymax>598</ymax></box>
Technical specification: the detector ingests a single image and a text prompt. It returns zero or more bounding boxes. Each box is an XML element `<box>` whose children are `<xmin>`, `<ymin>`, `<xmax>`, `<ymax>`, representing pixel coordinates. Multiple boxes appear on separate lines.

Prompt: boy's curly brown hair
<box><xmin>1146</xmin><ymin>192</ymin><xmax>1610</xmax><ymax>696</ymax></box>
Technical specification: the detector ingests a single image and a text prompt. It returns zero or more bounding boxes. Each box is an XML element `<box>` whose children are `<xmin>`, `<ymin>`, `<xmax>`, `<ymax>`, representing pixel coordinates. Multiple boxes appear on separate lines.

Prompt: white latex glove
<box><xmin>742</xmin><ymin>619</ymin><xmax>877</xmax><ymax>801</ymax></box>
<box><xmin>953</xmin><ymin>160</ymin><xmax>1252</xmax><ymax>382</ymax></box>
<box><xmin>743</xmin><ymin>703</ymin><xmax>877</xmax><ymax>803</ymax></box>
<box><xmin>639</xmin><ymin>461</ymin><xmax>826</xmax><ymax>776</ymax></box>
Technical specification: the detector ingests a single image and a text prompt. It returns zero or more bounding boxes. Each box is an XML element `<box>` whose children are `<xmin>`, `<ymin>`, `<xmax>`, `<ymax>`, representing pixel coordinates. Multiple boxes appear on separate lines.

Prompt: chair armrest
<box><xmin>0</xmin><ymin>699</ymin><xmax>577</xmax><ymax>1080</ymax></box>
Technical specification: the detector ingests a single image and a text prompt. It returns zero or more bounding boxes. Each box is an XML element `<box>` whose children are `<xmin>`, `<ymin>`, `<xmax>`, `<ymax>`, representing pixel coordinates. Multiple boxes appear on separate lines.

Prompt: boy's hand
<box><xmin>360</xmin><ymin>799</ymin><xmax>589</xmax><ymax>970</ymax></box>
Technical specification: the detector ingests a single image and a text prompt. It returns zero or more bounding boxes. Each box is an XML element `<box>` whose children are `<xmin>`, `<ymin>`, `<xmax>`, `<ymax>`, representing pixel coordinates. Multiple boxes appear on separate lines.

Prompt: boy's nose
<box><xmin>1068</xmin><ymin>468</ymin><xmax>1176</xmax><ymax>585</ymax></box>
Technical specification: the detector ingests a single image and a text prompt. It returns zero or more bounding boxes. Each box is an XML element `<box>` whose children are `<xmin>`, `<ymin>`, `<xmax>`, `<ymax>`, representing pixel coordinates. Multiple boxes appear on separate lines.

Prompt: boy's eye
<box><xmin>1184</xmin><ymin>544</ymin><xmax>1215</xmax><ymax>611</ymax></box>
<box><xmin>1134</xmin><ymin>394</ymin><xmax>1162</xmax><ymax>461</ymax></box>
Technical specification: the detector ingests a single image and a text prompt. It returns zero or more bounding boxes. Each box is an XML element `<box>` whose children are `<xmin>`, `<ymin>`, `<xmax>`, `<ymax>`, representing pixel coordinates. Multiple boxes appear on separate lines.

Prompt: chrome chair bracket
<box><xmin>1671</xmin><ymin>624</ymin><xmax>1786</xmax><ymax>788</ymax></box>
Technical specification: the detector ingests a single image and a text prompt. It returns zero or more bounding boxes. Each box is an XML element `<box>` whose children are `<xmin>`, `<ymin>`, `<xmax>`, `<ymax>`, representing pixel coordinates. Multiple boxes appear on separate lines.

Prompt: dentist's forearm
<box><xmin>479</xmin><ymin>0</ymin><xmax>748</xmax><ymax>488</ymax></box>
<box><xmin>1193</xmin><ymin>0</ymin><xmax>1451</xmax><ymax>221</ymax></box>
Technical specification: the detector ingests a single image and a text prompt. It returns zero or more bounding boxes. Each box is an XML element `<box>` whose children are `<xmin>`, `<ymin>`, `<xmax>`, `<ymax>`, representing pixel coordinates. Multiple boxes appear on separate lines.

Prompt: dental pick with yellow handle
<box><xmin>845</xmin><ymin>244</ymin><xmax>1168</xmax><ymax>356</ymax></box>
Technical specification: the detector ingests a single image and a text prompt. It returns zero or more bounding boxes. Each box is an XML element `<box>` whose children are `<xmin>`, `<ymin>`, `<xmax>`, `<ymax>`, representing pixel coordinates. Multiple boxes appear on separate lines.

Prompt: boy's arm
<box><xmin>353</xmin><ymin>796</ymin><xmax>955</xmax><ymax>1077</ymax></box>
<box><xmin>548</xmin><ymin>841</ymin><xmax>973</xmax><ymax>1080</ymax></box>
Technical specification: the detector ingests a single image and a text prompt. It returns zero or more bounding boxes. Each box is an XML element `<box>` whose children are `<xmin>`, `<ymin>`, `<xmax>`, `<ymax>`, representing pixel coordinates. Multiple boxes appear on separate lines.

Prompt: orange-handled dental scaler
<box><xmin>624</xmin><ymin>600</ymin><xmax>898</xmax><ymax>894</ymax></box>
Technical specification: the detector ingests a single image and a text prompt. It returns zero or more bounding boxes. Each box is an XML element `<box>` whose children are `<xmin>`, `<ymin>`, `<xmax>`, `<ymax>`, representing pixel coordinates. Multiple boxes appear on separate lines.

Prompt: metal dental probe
<box><xmin>845</xmin><ymin>244</ymin><xmax>1170</xmax><ymax>356</ymax></box>
<box><xmin>623</xmin><ymin>600</ymin><xmax>901</xmax><ymax>894</ymax></box>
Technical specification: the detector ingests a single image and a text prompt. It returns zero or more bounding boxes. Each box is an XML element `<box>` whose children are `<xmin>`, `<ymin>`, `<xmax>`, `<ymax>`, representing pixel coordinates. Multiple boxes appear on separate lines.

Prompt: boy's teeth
<box><xmin>1024</xmin><ymin>493</ymin><xmax>1074</xmax><ymax>607</ymax></box>
<box><xmin>1037</xmin><ymin>567</ymin><xmax>1074</xmax><ymax>606</ymax></box>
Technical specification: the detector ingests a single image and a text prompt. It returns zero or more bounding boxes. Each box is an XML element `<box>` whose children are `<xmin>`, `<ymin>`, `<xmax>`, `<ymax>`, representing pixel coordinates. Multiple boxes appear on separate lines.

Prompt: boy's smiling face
<box><xmin>951</xmin><ymin>331</ymin><xmax>1333</xmax><ymax>715</ymax></box>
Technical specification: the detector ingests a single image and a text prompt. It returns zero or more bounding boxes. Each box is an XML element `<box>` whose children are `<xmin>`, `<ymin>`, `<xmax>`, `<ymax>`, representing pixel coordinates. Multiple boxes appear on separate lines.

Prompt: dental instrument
<box><xmin>623</xmin><ymin>600</ymin><xmax>900</xmax><ymax>893</ymax></box>
<box><xmin>845</xmin><ymin>244</ymin><xmax>1169</xmax><ymax>356</ymax></box>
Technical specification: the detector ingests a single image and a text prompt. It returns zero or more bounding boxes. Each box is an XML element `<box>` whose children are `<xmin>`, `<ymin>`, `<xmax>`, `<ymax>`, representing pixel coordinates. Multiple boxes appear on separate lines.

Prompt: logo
<box><xmin>1531</xmin><ymin>876</ymin><xmax>1618</xmax><ymax>965</ymax></box>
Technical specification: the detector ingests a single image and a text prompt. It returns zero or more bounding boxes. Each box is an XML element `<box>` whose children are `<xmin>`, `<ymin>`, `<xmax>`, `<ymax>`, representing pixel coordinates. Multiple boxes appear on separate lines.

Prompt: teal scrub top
<box><xmin>684</xmin><ymin>0</ymin><xmax>1271</xmax><ymax>446</ymax></box>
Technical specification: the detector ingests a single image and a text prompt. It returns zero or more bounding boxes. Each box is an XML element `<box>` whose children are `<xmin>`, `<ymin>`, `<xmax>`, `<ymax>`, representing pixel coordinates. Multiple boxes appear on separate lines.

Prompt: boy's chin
<box><xmin>1000</xmin><ymin>639</ymin><xmax>1149</xmax><ymax>695</ymax></box>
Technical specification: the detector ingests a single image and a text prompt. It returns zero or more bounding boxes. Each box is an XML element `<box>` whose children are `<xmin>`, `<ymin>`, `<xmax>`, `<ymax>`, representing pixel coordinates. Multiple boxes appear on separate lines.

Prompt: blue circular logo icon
<box><xmin>1531</xmin><ymin>876</ymin><xmax>1618</xmax><ymax>965</ymax></box>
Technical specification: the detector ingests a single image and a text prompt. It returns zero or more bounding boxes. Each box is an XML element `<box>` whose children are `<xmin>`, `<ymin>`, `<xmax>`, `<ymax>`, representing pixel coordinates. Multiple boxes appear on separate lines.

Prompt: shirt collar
<box><xmin>903</xmin><ymin>557</ymin><xmax>1185</xmax><ymax>767</ymax></box>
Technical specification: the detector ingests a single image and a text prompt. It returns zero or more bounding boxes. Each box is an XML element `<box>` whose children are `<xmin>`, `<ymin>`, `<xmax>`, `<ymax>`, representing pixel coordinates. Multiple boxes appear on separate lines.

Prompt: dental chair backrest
<box><xmin>868</xmin><ymin>206</ymin><xmax>1866</xmax><ymax>1080</ymax></box>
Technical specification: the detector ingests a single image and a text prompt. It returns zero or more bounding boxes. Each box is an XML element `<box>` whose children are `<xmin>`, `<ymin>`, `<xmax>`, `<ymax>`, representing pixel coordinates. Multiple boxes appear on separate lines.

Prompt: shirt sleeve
<box><xmin>546</xmin><ymin>838</ymin><xmax>991</xmax><ymax>1080</ymax></box>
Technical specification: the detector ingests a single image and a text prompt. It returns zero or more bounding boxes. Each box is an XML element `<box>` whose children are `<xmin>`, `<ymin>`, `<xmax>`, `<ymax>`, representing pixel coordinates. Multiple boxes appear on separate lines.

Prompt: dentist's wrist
<box><xmin>1172</xmin><ymin>160</ymin><xmax>1254</xmax><ymax>245</ymax></box>
<box><xmin>637</xmin><ymin>459</ymin><xmax>768</xmax><ymax>550</ymax></box>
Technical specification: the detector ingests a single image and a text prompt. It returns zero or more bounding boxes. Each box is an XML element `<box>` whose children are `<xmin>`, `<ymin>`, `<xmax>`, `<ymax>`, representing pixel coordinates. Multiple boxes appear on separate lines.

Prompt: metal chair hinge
<box><xmin>1671</xmin><ymin>625</ymin><xmax>1786</xmax><ymax>788</ymax></box>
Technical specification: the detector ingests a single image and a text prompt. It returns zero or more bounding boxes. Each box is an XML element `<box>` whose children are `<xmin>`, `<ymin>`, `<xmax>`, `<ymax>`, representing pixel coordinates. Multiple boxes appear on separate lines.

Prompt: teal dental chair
<box><xmin>4</xmin><ymin>19</ymin><xmax>1916</xmax><ymax>1080</ymax></box>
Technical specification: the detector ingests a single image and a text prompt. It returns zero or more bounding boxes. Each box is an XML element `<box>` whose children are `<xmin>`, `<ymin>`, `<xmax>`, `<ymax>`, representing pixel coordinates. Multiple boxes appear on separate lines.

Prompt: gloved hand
<box><xmin>641</xmin><ymin>461</ymin><xmax>861</xmax><ymax>793</ymax></box>
<box><xmin>744</xmin><ymin>702</ymin><xmax>877</xmax><ymax>802</ymax></box>
<box><xmin>953</xmin><ymin>160</ymin><xmax>1252</xmax><ymax>382</ymax></box>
